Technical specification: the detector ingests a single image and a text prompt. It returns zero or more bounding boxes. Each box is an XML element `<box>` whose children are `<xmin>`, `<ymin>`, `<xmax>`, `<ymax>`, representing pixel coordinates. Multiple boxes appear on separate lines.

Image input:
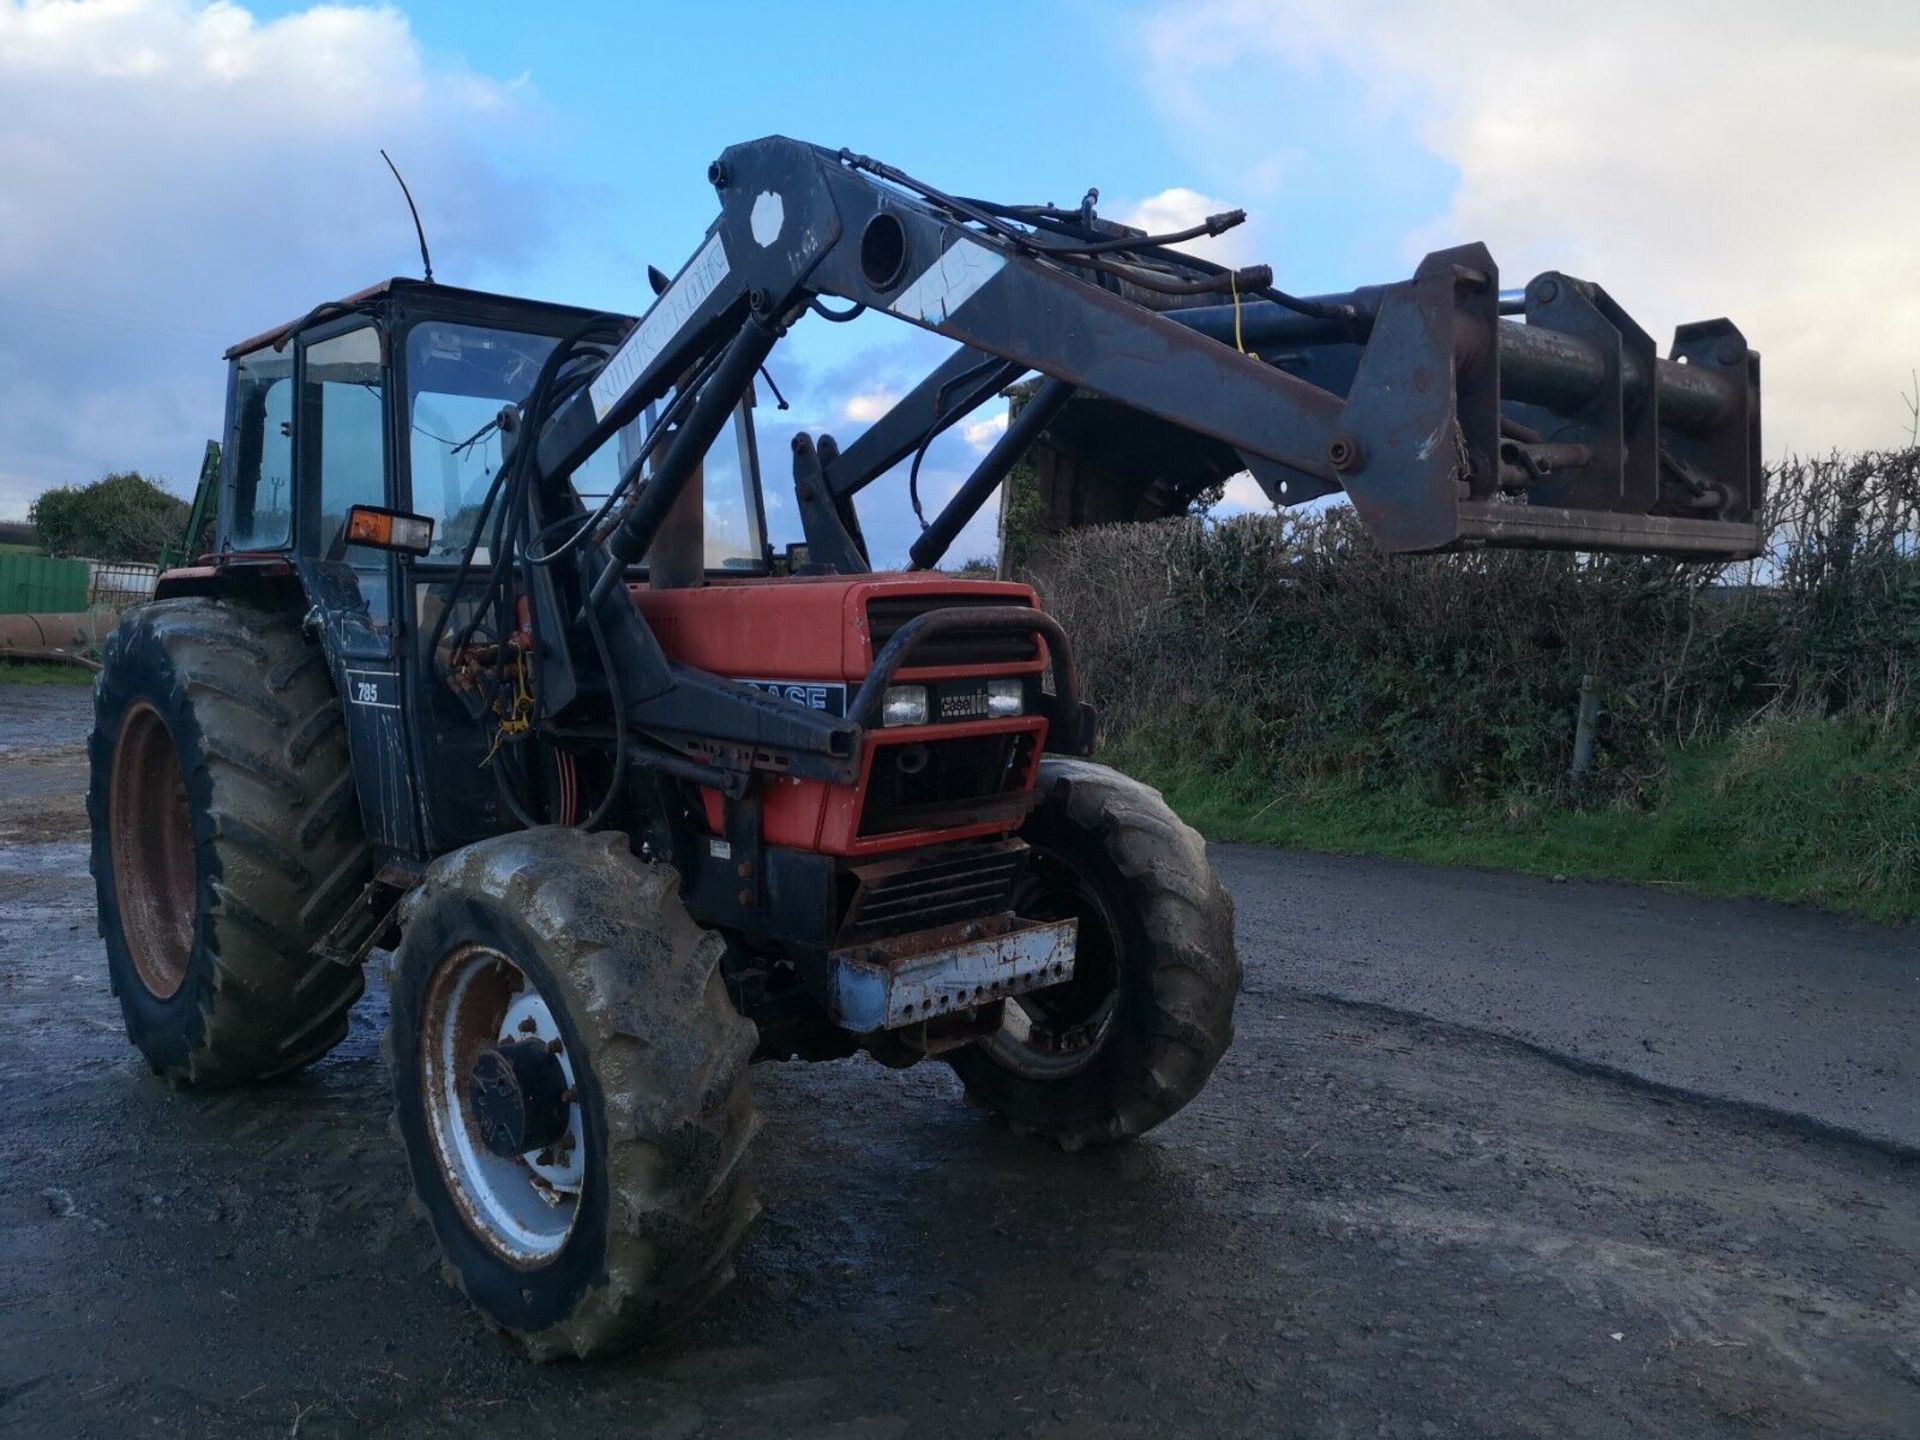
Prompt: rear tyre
<box><xmin>948</xmin><ymin>759</ymin><xmax>1239</xmax><ymax>1150</ymax></box>
<box><xmin>87</xmin><ymin>597</ymin><xmax>370</xmax><ymax>1086</ymax></box>
<box><xmin>387</xmin><ymin>828</ymin><xmax>760</xmax><ymax>1360</ymax></box>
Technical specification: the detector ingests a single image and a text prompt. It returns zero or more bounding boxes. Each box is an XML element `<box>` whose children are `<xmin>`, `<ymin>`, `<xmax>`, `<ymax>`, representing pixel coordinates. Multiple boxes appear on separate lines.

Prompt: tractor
<box><xmin>88</xmin><ymin>137</ymin><xmax>1760</xmax><ymax>1357</ymax></box>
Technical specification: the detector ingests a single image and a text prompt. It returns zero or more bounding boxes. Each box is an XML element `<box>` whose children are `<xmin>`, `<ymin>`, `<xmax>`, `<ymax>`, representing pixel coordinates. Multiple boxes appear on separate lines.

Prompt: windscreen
<box><xmin>405</xmin><ymin>320</ymin><xmax>765</xmax><ymax>570</ymax></box>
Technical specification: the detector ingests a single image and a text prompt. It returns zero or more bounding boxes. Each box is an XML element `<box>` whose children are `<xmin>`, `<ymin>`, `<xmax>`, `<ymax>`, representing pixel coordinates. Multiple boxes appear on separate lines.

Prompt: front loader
<box><xmin>88</xmin><ymin>137</ymin><xmax>1760</xmax><ymax>1357</ymax></box>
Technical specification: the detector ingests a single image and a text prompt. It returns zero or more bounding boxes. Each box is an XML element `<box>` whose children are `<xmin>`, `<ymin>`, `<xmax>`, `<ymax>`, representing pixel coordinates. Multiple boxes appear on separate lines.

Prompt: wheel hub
<box><xmin>419</xmin><ymin>945</ymin><xmax>586</xmax><ymax>1264</ymax></box>
<box><xmin>469</xmin><ymin>1039</ymin><xmax>571</xmax><ymax>1158</ymax></box>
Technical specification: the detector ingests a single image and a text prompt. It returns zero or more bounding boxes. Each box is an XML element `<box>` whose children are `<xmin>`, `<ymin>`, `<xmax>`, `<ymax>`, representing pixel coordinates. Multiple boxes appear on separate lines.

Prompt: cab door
<box><xmin>294</xmin><ymin>319</ymin><xmax>421</xmax><ymax>857</ymax></box>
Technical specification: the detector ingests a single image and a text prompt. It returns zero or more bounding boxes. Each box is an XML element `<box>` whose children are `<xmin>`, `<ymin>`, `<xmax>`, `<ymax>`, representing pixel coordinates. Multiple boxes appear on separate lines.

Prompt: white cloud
<box><xmin>1138</xmin><ymin>1</ymin><xmax>1920</xmax><ymax>455</ymax></box>
<box><xmin>841</xmin><ymin>389</ymin><xmax>901</xmax><ymax>425</ymax></box>
<box><xmin>1212</xmin><ymin>472</ymin><xmax>1272</xmax><ymax>516</ymax></box>
<box><xmin>1119</xmin><ymin>186</ymin><xmax>1257</xmax><ymax>267</ymax></box>
<box><xmin>0</xmin><ymin>0</ymin><xmax>553</xmax><ymax>516</ymax></box>
<box><xmin>962</xmin><ymin>410</ymin><xmax>1008</xmax><ymax>451</ymax></box>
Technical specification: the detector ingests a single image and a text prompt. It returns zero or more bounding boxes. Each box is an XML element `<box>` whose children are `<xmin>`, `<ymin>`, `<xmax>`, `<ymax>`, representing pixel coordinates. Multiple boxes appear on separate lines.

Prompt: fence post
<box><xmin>1570</xmin><ymin>673</ymin><xmax>1603</xmax><ymax>777</ymax></box>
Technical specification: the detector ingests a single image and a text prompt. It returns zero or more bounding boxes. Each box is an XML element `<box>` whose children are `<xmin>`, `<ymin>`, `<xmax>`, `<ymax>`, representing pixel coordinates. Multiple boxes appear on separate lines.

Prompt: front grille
<box><xmin>867</xmin><ymin>595</ymin><xmax>1038</xmax><ymax>668</ymax></box>
<box><xmin>858</xmin><ymin>730</ymin><xmax>1037</xmax><ymax>837</ymax></box>
<box><xmin>838</xmin><ymin>840</ymin><xmax>1025</xmax><ymax>944</ymax></box>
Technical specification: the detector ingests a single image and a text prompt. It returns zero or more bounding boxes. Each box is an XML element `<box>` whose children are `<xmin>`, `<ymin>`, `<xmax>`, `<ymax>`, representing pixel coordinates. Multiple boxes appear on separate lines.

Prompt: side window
<box><xmin>301</xmin><ymin>327</ymin><xmax>390</xmax><ymax>623</ymax></box>
<box><xmin>223</xmin><ymin>350</ymin><xmax>294</xmax><ymax>550</ymax></box>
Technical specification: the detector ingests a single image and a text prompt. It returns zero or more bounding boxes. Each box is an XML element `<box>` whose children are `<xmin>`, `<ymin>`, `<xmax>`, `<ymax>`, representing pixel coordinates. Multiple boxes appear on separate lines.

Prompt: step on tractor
<box><xmin>89</xmin><ymin>137</ymin><xmax>1761</xmax><ymax>1357</ymax></box>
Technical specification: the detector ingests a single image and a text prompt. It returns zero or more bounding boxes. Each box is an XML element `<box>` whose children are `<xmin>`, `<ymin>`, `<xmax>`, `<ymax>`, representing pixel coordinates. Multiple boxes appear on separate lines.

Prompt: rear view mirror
<box><xmin>345</xmin><ymin>504</ymin><xmax>434</xmax><ymax>556</ymax></box>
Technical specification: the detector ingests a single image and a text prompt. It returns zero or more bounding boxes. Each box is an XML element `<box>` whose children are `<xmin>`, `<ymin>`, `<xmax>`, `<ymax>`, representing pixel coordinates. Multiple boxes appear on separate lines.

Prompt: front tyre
<box><xmin>388</xmin><ymin>829</ymin><xmax>760</xmax><ymax>1360</ymax></box>
<box><xmin>949</xmin><ymin>760</ymin><xmax>1239</xmax><ymax>1150</ymax></box>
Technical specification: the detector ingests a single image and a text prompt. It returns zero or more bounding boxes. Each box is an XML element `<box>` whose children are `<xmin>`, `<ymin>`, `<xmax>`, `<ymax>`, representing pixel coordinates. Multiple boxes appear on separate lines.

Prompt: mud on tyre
<box><xmin>949</xmin><ymin>759</ymin><xmax>1240</xmax><ymax>1150</ymax></box>
<box><xmin>387</xmin><ymin>828</ymin><xmax>760</xmax><ymax>1360</ymax></box>
<box><xmin>88</xmin><ymin>597</ymin><xmax>370</xmax><ymax>1086</ymax></box>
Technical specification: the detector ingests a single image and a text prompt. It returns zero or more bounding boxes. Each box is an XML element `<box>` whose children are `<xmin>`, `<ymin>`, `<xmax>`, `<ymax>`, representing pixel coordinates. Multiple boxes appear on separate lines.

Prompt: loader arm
<box><xmin>524</xmin><ymin>135</ymin><xmax>1759</xmax><ymax>591</ymax></box>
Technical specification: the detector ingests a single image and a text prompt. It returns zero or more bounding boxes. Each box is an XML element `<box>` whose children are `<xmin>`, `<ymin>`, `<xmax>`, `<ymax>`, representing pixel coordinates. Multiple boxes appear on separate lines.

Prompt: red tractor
<box><xmin>89</xmin><ymin>137</ymin><xmax>1759</xmax><ymax>1356</ymax></box>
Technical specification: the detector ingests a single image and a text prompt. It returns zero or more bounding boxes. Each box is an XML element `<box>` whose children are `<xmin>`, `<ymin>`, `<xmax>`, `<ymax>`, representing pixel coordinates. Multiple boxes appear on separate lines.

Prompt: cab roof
<box><xmin>223</xmin><ymin>277</ymin><xmax>634</xmax><ymax>361</ymax></box>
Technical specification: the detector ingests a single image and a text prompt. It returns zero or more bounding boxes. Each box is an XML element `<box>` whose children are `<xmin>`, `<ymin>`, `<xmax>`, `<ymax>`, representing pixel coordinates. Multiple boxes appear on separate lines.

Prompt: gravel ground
<box><xmin>1</xmin><ymin>682</ymin><xmax>1914</xmax><ymax>1439</ymax></box>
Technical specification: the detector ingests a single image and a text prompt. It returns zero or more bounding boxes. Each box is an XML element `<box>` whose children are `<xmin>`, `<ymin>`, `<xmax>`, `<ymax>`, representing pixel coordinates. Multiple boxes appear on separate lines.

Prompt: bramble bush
<box><xmin>1026</xmin><ymin>449</ymin><xmax>1920</xmax><ymax>810</ymax></box>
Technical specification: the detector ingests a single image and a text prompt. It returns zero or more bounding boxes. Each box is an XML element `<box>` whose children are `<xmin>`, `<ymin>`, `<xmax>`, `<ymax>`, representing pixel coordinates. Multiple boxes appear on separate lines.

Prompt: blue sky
<box><xmin>331</xmin><ymin>0</ymin><xmax>1457</xmax><ymax>305</ymax></box>
<box><xmin>3</xmin><ymin>1</ymin><xmax>1914</xmax><ymax>563</ymax></box>
<box><xmin>213</xmin><ymin>0</ymin><xmax>1457</xmax><ymax>564</ymax></box>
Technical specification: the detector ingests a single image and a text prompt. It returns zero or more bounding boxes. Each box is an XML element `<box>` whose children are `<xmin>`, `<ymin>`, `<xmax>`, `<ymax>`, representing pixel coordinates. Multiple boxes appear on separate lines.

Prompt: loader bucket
<box><xmin>1032</xmin><ymin>244</ymin><xmax>1763</xmax><ymax>560</ymax></box>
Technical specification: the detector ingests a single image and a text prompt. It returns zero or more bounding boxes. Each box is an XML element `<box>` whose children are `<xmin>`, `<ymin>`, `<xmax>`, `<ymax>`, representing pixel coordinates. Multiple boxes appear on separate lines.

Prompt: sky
<box><xmin>2</xmin><ymin>0</ymin><xmax>1916</xmax><ymax>564</ymax></box>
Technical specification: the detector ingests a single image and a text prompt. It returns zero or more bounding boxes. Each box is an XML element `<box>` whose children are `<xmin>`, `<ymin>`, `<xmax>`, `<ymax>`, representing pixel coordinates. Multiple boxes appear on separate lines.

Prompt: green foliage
<box><xmin>1029</xmin><ymin>448</ymin><xmax>1920</xmax><ymax>918</ymax></box>
<box><xmin>29</xmin><ymin>471</ymin><xmax>188</xmax><ymax>563</ymax></box>
<box><xmin>999</xmin><ymin>460</ymin><xmax>1048</xmax><ymax>572</ymax></box>
<box><xmin>1116</xmin><ymin>713</ymin><xmax>1920</xmax><ymax>923</ymax></box>
<box><xmin>0</xmin><ymin>660</ymin><xmax>94</xmax><ymax>686</ymax></box>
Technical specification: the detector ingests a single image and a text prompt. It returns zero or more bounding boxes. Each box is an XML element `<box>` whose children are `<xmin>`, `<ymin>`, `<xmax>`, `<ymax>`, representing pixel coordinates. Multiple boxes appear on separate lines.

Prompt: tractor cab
<box><xmin>202</xmin><ymin>280</ymin><xmax>776</xmax><ymax>856</ymax></box>
<box><xmin>216</xmin><ymin>279</ymin><xmax>769</xmax><ymax>619</ymax></box>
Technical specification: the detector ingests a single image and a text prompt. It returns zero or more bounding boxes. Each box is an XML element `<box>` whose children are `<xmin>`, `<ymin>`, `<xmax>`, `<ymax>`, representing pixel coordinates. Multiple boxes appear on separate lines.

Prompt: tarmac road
<box><xmin>1213</xmin><ymin>848</ymin><xmax>1920</xmax><ymax>1151</ymax></box>
<box><xmin>0</xmin><ymin>680</ymin><xmax>1914</xmax><ymax>1439</ymax></box>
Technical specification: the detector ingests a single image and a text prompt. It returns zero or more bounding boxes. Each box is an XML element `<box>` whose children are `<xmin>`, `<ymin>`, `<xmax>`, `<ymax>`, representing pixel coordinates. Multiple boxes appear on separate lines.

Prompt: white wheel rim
<box><xmin>419</xmin><ymin>944</ymin><xmax>584</xmax><ymax>1265</ymax></box>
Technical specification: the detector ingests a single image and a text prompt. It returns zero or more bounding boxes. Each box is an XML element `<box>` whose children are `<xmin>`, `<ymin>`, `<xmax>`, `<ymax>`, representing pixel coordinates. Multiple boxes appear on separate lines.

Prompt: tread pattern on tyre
<box><xmin>88</xmin><ymin>597</ymin><xmax>370</xmax><ymax>1086</ymax></box>
<box><xmin>391</xmin><ymin>829</ymin><xmax>761</xmax><ymax>1360</ymax></box>
<box><xmin>953</xmin><ymin>757</ymin><xmax>1240</xmax><ymax>1152</ymax></box>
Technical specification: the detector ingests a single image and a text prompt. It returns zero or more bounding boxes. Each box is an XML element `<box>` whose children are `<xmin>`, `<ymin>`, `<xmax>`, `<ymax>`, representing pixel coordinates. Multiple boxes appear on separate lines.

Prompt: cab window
<box><xmin>223</xmin><ymin>349</ymin><xmax>294</xmax><ymax>551</ymax></box>
<box><xmin>300</xmin><ymin>326</ymin><xmax>390</xmax><ymax>623</ymax></box>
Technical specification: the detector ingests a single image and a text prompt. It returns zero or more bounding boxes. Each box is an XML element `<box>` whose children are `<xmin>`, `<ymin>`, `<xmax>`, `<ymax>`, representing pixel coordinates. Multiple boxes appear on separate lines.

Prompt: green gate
<box><xmin>0</xmin><ymin>553</ymin><xmax>90</xmax><ymax>614</ymax></box>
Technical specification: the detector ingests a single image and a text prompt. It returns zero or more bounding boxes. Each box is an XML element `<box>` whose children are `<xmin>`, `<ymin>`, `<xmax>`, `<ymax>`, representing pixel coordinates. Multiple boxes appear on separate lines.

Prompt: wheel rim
<box><xmin>420</xmin><ymin>945</ymin><xmax>585</xmax><ymax>1265</ymax></box>
<box><xmin>110</xmin><ymin>701</ymin><xmax>195</xmax><ymax>1000</ymax></box>
<box><xmin>984</xmin><ymin>846</ymin><xmax>1123</xmax><ymax>1080</ymax></box>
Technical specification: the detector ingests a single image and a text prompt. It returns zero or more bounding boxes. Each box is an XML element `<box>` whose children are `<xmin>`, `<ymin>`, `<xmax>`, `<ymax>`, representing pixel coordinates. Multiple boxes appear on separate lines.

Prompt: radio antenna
<box><xmin>380</xmin><ymin>149</ymin><xmax>434</xmax><ymax>284</ymax></box>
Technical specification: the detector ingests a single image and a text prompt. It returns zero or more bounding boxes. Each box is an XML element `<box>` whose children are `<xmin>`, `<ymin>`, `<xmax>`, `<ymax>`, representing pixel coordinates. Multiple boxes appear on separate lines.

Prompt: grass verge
<box><xmin>0</xmin><ymin>660</ymin><xmax>95</xmax><ymax>686</ymax></box>
<box><xmin>1111</xmin><ymin>712</ymin><xmax>1920</xmax><ymax>926</ymax></box>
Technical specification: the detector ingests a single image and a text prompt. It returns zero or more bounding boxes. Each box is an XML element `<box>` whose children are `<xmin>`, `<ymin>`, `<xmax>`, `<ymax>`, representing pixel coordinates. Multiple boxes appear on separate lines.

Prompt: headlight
<box><xmin>986</xmin><ymin>678</ymin><xmax>1025</xmax><ymax>717</ymax></box>
<box><xmin>881</xmin><ymin>684</ymin><xmax>929</xmax><ymax>727</ymax></box>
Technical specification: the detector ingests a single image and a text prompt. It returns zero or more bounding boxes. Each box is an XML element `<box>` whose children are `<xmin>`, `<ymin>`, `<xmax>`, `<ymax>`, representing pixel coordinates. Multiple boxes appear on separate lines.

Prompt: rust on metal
<box><xmin>109</xmin><ymin>701</ymin><xmax>195</xmax><ymax>999</ymax></box>
<box><xmin>0</xmin><ymin>612</ymin><xmax>107</xmax><ymax>671</ymax></box>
